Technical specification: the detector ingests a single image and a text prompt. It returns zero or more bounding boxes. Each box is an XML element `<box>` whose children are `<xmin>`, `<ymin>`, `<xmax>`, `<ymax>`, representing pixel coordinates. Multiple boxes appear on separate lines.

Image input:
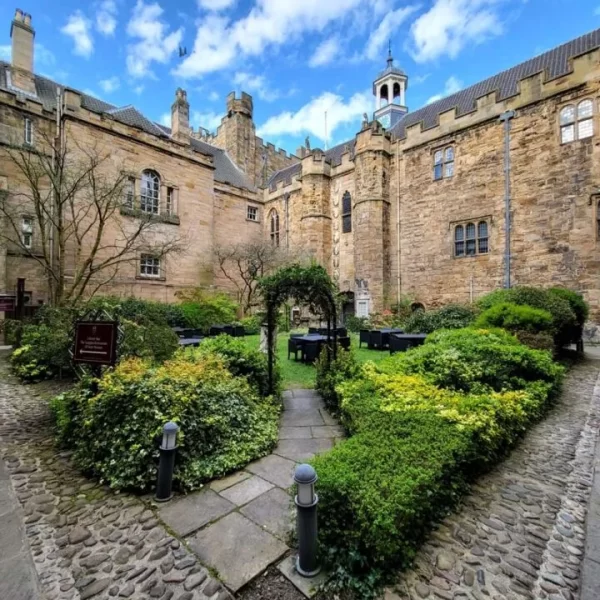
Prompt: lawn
<box><xmin>243</xmin><ymin>331</ymin><xmax>389</xmax><ymax>390</ymax></box>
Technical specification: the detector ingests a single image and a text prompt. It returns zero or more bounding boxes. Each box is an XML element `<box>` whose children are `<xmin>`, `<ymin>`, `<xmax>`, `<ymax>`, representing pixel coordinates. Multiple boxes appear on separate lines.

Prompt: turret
<box><xmin>373</xmin><ymin>45</ymin><xmax>408</xmax><ymax>130</ymax></box>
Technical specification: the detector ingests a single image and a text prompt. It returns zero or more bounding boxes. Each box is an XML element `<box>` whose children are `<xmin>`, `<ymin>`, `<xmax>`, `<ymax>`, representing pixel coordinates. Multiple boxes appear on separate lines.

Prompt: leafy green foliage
<box><xmin>195</xmin><ymin>335</ymin><xmax>277</xmax><ymax>397</ymax></box>
<box><xmin>239</xmin><ymin>315</ymin><xmax>261</xmax><ymax>335</ymax></box>
<box><xmin>51</xmin><ymin>353</ymin><xmax>279</xmax><ymax>491</ymax></box>
<box><xmin>403</xmin><ymin>304</ymin><xmax>477</xmax><ymax>334</ymax></box>
<box><xmin>548</xmin><ymin>288</ymin><xmax>589</xmax><ymax>326</ymax></box>
<box><xmin>176</xmin><ymin>289</ymin><xmax>238</xmax><ymax>331</ymax></box>
<box><xmin>315</xmin><ymin>346</ymin><xmax>361</xmax><ymax>413</ymax></box>
<box><xmin>475</xmin><ymin>302</ymin><xmax>554</xmax><ymax>333</ymax></box>
<box><xmin>312</xmin><ymin>327</ymin><xmax>564</xmax><ymax>590</ymax></box>
<box><xmin>477</xmin><ymin>287</ymin><xmax>580</xmax><ymax>347</ymax></box>
<box><xmin>345</xmin><ymin>315</ymin><xmax>370</xmax><ymax>333</ymax></box>
<box><xmin>119</xmin><ymin>320</ymin><xmax>180</xmax><ymax>363</ymax></box>
<box><xmin>0</xmin><ymin>318</ymin><xmax>24</xmax><ymax>346</ymax></box>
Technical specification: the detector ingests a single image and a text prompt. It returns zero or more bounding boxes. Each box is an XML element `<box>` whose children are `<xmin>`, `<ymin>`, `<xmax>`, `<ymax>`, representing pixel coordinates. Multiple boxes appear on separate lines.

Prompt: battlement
<box><xmin>226</xmin><ymin>91</ymin><xmax>253</xmax><ymax>117</ymax></box>
<box><xmin>395</xmin><ymin>43</ymin><xmax>600</xmax><ymax>150</ymax></box>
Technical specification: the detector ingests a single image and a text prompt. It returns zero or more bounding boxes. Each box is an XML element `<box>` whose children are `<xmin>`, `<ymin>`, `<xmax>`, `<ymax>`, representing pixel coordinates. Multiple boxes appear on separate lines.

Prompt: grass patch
<box><xmin>242</xmin><ymin>332</ymin><xmax>389</xmax><ymax>390</ymax></box>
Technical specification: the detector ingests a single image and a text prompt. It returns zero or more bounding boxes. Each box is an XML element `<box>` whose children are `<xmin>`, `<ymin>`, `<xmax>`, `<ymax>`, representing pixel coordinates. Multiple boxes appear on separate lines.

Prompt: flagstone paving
<box><xmin>156</xmin><ymin>388</ymin><xmax>343</xmax><ymax>593</ymax></box>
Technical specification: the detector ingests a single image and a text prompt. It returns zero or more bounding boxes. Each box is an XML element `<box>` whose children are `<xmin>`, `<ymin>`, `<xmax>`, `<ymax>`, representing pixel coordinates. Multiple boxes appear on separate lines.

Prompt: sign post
<box><xmin>16</xmin><ymin>278</ymin><xmax>25</xmax><ymax>321</ymax></box>
<box><xmin>73</xmin><ymin>321</ymin><xmax>119</xmax><ymax>367</ymax></box>
<box><xmin>0</xmin><ymin>295</ymin><xmax>16</xmax><ymax>312</ymax></box>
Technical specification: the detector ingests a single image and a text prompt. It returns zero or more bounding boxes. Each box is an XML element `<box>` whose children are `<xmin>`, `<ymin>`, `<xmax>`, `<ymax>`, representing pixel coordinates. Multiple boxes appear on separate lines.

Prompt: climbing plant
<box><xmin>259</xmin><ymin>263</ymin><xmax>339</xmax><ymax>394</ymax></box>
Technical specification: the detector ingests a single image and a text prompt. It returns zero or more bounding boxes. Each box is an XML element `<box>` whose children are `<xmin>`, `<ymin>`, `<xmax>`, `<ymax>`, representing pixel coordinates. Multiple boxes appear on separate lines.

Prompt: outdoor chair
<box><xmin>370</xmin><ymin>330</ymin><xmax>384</xmax><ymax>349</ymax></box>
<box><xmin>308</xmin><ymin>327</ymin><xmax>319</xmax><ymax>334</ymax></box>
<box><xmin>337</xmin><ymin>327</ymin><xmax>348</xmax><ymax>338</ymax></box>
<box><xmin>338</xmin><ymin>336</ymin><xmax>351</xmax><ymax>350</ymax></box>
<box><xmin>182</xmin><ymin>329</ymin><xmax>196</xmax><ymax>339</ymax></box>
<box><xmin>288</xmin><ymin>338</ymin><xmax>302</xmax><ymax>361</ymax></box>
<box><xmin>359</xmin><ymin>329</ymin><xmax>370</xmax><ymax>348</ymax></box>
<box><xmin>234</xmin><ymin>325</ymin><xmax>245</xmax><ymax>337</ymax></box>
<box><xmin>302</xmin><ymin>341</ymin><xmax>321</xmax><ymax>364</ymax></box>
<box><xmin>223</xmin><ymin>325</ymin><xmax>235</xmax><ymax>336</ymax></box>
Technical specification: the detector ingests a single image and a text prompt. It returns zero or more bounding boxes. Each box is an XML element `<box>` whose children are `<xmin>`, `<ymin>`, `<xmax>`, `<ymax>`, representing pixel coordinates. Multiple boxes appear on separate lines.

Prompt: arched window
<box><xmin>380</xmin><ymin>84</ymin><xmax>389</xmax><ymax>108</ymax></box>
<box><xmin>342</xmin><ymin>191</ymin><xmax>352</xmax><ymax>233</ymax></box>
<box><xmin>560</xmin><ymin>100</ymin><xmax>594</xmax><ymax>143</ymax></box>
<box><xmin>270</xmin><ymin>209</ymin><xmax>280</xmax><ymax>247</ymax></box>
<box><xmin>454</xmin><ymin>225</ymin><xmax>464</xmax><ymax>256</ymax></box>
<box><xmin>393</xmin><ymin>82</ymin><xmax>401</xmax><ymax>105</ymax></box>
<box><xmin>140</xmin><ymin>170</ymin><xmax>160</xmax><ymax>214</ymax></box>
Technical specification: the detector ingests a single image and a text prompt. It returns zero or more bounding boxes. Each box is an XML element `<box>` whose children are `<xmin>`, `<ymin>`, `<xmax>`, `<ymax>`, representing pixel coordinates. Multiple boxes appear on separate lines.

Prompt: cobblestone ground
<box><xmin>385</xmin><ymin>356</ymin><xmax>600</xmax><ymax>600</ymax></box>
<box><xmin>0</xmin><ymin>352</ymin><xmax>233</xmax><ymax>600</ymax></box>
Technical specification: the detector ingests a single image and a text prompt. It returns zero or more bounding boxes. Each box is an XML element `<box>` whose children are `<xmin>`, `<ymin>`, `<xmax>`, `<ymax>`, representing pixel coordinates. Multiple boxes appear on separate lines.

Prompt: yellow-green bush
<box><xmin>51</xmin><ymin>352</ymin><xmax>279</xmax><ymax>491</ymax></box>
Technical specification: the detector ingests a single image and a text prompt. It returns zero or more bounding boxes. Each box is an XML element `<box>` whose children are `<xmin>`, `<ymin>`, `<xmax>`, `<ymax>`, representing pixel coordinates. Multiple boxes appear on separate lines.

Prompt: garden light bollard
<box><xmin>294</xmin><ymin>464</ymin><xmax>320</xmax><ymax>577</ymax></box>
<box><xmin>155</xmin><ymin>422</ymin><xmax>179</xmax><ymax>502</ymax></box>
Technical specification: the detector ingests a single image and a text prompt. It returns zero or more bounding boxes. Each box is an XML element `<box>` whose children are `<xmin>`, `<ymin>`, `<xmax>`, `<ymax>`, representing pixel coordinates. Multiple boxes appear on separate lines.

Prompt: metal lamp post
<box><xmin>155</xmin><ymin>422</ymin><xmax>179</xmax><ymax>502</ymax></box>
<box><xmin>294</xmin><ymin>464</ymin><xmax>320</xmax><ymax>577</ymax></box>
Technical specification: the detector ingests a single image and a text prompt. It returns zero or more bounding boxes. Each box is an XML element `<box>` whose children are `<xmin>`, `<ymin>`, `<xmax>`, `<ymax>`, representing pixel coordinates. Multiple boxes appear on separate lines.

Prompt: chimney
<box><xmin>296</xmin><ymin>145</ymin><xmax>306</xmax><ymax>159</ymax></box>
<box><xmin>171</xmin><ymin>88</ymin><xmax>190</xmax><ymax>143</ymax></box>
<box><xmin>10</xmin><ymin>8</ymin><xmax>36</xmax><ymax>95</ymax></box>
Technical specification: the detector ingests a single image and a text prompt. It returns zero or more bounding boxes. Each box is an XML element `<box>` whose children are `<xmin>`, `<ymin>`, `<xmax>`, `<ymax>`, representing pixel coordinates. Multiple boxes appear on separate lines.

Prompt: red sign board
<box><xmin>0</xmin><ymin>295</ymin><xmax>16</xmax><ymax>312</ymax></box>
<box><xmin>73</xmin><ymin>321</ymin><xmax>118</xmax><ymax>366</ymax></box>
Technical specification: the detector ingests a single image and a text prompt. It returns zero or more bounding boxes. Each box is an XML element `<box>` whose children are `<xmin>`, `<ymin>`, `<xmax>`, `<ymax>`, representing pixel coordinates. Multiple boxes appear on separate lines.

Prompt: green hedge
<box><xmin>315</xmin><ymin>347</ymin><xmax>361</xmax><ymax>413</ymax></box>
<box><xmin>475</xmin><ymin>302</ymin><xmax>554</xmax><ymax>334</ymax></box>
<box><xmin>51</xmin><ymin>351</ymin><xmax>279</xmax><ymax>491</ymax></box>
<box><xmin>195</xmin><ymin>335</ymin><xmax>278</xmax><ymax>397</ymax></box>
<box><xmin>403</xmin><ymin>304</ymin><xmax>477</xmax><ymax>334</ymax></box>
<box><xmin>477</xmin><ymin>287</ymin><xmax>579</xmax><ymax>347</ymax></box>
<box><xmin>311</xmin><ymin>327</ymin><xmax>564</xmax><ymax>593</ymax></box>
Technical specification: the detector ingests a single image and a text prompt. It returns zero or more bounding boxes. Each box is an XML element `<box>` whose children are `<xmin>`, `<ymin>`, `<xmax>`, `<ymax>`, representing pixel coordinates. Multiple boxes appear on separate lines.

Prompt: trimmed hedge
<box><xmin>403</xmin><ymin>304</ymin><xmax>478</xmax><ymax>334</ymax></box>
<box><xmin>51</xmin><ymin>350</ymin><xmax>279</xmax><ymax>491</ymax></box>
<box><xmin>311</xmin><ymin>327</ymin><xmax>564</xmax><ymax>593</ymax></box>
<box><xmin>315</xmin><ymin>347</ymin><xmax>361</xmax><ymax>413</ymax></box>
<box><xmin>474</xmin><ymin>302</ymin><xmax>554</xmax><ymax>334</ymax></box>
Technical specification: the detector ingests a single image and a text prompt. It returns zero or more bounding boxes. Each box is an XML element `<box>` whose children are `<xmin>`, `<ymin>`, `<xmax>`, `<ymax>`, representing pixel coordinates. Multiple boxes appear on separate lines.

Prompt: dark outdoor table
<box><xmin>369</xmin><ymin>328</ymin><xmax>404</xmax><ymax>349</ymax></box>
<box><xmin>292</xmin><ymin>334</ymin><xmax>330</xmax><ymax>363</ymax></box>
<box><xmin>178</xmin><ymin>337</ymin><xmax>203</xmax><ymax>347</ymax></box>
<box><xmin>389</xmin><ymin>333</ymin><xmax>427</xmax><ymax>355</ymax></box>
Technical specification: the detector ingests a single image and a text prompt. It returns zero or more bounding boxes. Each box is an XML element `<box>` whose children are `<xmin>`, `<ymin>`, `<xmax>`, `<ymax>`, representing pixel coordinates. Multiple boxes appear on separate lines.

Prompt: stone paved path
<box><xmin>157</xmin><ymin>388</ymin><xmax>342</xmax><ymax>593</ymax></box>
<box><xmin>384</xmin><ymin>355</ymin><xmax>600</xmax><ymax>600</ymax></box>
<box><xmin>0</xmin><ymin>351</ymin><xmax>235</xmax><ymax>600</ymax></box>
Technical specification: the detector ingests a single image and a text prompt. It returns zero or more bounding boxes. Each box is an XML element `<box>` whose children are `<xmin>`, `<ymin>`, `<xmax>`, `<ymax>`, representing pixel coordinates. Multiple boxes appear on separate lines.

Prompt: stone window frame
<box><xmin>124</xmin><ymin>176</ymin><xmax>136</xmax><ymax>209</ymax></box>
<box><xmin>433</xmin><ymin>146</ymin><xmax>454</xmax><ymax>181</ymax></box>
<box><xmin>140</xmin><ymin>169</ymin><xmax>161</xmax><ymax>215</ymax></box>
<box><xmin>560</xmin><ymin>99</ymin><xmax>594</xmax><ymax>144</ymax></box>
<box><xmin>139</xmin><ymin>253</ymin><xmax>163</xmax><ymax>280</ymax></box>
<box><xmin>21</xmin><ymin>215</ymin><xmax>33</xmax><ymax>249</ymax></box>
<box><xmin>269</xmin><ymin>208</ymin><xmax>280</xmax><ymax>246</ymax></box>
<box><xmin>24</xmin><ymin>117</ymin><xmax>33</xmax><ymax>146</ymax></box>
<box><xmin>342</xmin><ymin>191</ymin><xmax>352</xmax><ymax>234</ymax></box>
<box><xmin>453</xmin><ymin>219</ymin><xmax>490</xmax><ymax>258</ymax></box>
<box><xmin>165</xmin><ymin>186</ymin><xmax>176</xmax><ymax>216</ymax></box>
<box><xmin>247</xmin><ymin>205</ymin><xmax>259</xmax><ymax>222</ymax></box>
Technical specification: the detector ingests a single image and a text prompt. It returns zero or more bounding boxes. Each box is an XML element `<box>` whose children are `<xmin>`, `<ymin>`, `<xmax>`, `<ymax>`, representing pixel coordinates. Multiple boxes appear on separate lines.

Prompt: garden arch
<box><xmin>260</xmin><ymin>264</ymin><xmax>338</xmax><ymax>395</ymax></box>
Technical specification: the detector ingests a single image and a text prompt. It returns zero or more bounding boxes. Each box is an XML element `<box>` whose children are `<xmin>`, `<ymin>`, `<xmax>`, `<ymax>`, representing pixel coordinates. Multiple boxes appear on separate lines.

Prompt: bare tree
<box><xmin>213</xmin><ymin>242</ymin><xmax>304</xmax><ymax>316</ymax></box>
<box><xmin>0</xmin><ymin>131</ymin><xmax>185</xmax><ymax>306</ymax></box>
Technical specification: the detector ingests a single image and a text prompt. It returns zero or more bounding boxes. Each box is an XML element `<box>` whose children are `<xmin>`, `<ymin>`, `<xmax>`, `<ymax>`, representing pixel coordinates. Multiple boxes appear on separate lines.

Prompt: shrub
<box><xmin>239</xmin><ymin>315</ymin><xmax>261</xmax><ymax>335</ymax></box>
<box><xmin>312</xmin><ymin>326</ymin><xmax>564</xmax><ymax>591</ymax></box>
<box><xmin>380</xmin><ymin>328</ymin><xmax>564</xmax><ymax>395</ymax></box>
<box><xmin>194</xmin><ymin>335</ymin><xmax>276</xmax><ymax>397</ymax></box>
<box><xmin>404</xmin><ymin>304</ymin><xmax>477</xmax><ymax>334</ymax></box>
<box><xmin>475</xmin><ymin>302</ymin><xmax>554</xmax><ymax>333</ymax></box>
<box><xmin>120</xmin><ymin>320</ymin><xmax>180</xmax><ymax>363</ymax></box>
<box><xmin>51</xmin><ymin>353</ymin><xmax>279</xmax><ymax>491</ymax></box>
<box><xmin>345</xmin><ymin>315</ymin><xmax>370</xmax><ymax>333</ymax></box>
<box><xmin>514</xmin><ymin>331</ymin><xmax>555</xmax><ymax>352</ymax></box>
<box><xmin>477</xmin><ymin>287</ymin><xmax>579</xmax><ymax>347</ymax></box>
<box><xmin>175</xmin><ymin>289</ymin><xmax>238</xmax><ymax>331</ymax></box>
<box><xmin>548</xmin><ymin>288</ymin><xmax>589</xmax><ymax>327</ymax></box>
<box><xmin>0</xmin><ymin>319</ymin><xmax>23</xmax><ymax>346</ymax></box>
<box><xmin>11</xmin><ymin>323</ymin><xmax>72</xmax><ymax>381</ymax></box>
<box><xmin>315</xmin><ymin>346</ymin><xmax>361</xmax><ymax>413</ymax></box>
<box><xmin>86</xmin><ymin>296</ymin><xmax>186</xmax><ymax>327</ymax></box>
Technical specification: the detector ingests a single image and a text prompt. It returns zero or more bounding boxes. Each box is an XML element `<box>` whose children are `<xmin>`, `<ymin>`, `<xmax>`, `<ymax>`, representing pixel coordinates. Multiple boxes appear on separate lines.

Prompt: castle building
<box><xmin>1</xmin><ymin>9</ymin><xmax>600</xmax><ymax>325</ymax></box>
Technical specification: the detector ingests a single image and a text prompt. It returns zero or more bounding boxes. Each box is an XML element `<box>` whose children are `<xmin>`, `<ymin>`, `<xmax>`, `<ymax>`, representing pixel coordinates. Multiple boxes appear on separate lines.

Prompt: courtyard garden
<box><xmin>0</xmin><ymin>266</ymin><xmax>592</xmax><ymax>599</ymax></box>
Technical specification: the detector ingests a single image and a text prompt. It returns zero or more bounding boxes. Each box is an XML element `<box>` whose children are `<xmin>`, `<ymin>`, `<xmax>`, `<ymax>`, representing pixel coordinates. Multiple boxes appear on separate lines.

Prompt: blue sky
<box><xmin>1</xmin><ymin>0</ymin><xmax>599</xmax><ymax>154</ymax></box>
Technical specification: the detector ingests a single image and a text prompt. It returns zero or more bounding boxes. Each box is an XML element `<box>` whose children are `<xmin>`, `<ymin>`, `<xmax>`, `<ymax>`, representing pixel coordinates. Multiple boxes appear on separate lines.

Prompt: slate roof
<box><xmin>268</xmin><ymin>27</ymin><xmax>600</xmax><ymax>189</ymax></box>
<box><xmin>0</xmin><ymin>61</ymin><xmax>254</xmax><ymax>191</ymax></box>
<box><xmin>390</xmin><ymin>28</ymin><xmax>600</xmax><ymax>139</ymax></box>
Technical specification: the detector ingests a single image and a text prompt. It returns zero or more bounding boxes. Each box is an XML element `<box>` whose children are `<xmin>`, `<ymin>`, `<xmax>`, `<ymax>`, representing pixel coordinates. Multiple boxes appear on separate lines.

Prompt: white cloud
<box><xmin>426</xmin><ymin>75</ymin><xmax>463</xmax><ymax>104</ymax></box>
<box><xmin>191</xmin><ymin>110</ymin><xmax>223</xmax><ymax>131</ymax></box>
<box><xmin>309</xmin><ymin>37</ymin><xmax>340</xmax><ymax>67</ymax></box>
<box><xmin>126</xmin><ymin>0</ymin><xmax>183</xmax><ymax>78</ymax></box>
<box><xmin>175</xmin><ymin>0</ymin><xmax>388</xmax><ymax>78</ymax></box>
<box><xmin>257</xmin><ymin>89</ymin><xmax>371</xmax><ymax>143</ymax></box>
<box><xmin>364</xmin><ymin>5</ymin><xmax>418</xmax><ymax>60</ymax></box>
<box><xmin>133</xmin><ymin>84</ymin><xmax>145</xmax><ymax>95</ymax></box>
<box><xmin>198</xmin><ymin>0</ymin><xmax>237</xmax><ymax>9</ymax></box>
<box><xmin>99</xmin><ymin>76</ymin><xmax>120</xmax><ymax>93</ymax></box>
<box><xmin>160</xmin><ymin>112</ymin><xmax>171</xmax><ymax>127</ymax></box>
<box><xmin>233</xmin><ymin>72</ymin><xmax>279</xmax><ymax>102</ymax></box>
<box><xmin>61</xmin><ymin>11</ymin><xmax>94</xmax><ymax>58</ymax></box>
<box><xmin>96</xmin><ymin>0</ymin><xmax>118</xmax><ymax>36</ymax></box>
<box><xmin>413</xmin><ymin>73</ymin><xmax>431</xmax><ymax>85</ymax></box>
<box><xmin>0</xmin><ymin>45</ymin><xmax>10</xmax><ymax>61</ymax></box>
<box><xmin>409</xmin><ymin>0</ymin><xmax>504</xmax><ymax>63</ymax></box>
<box><xmin>37</xmin><ymin>44</ymin><xmax>57</xmax><ymax>67</ymax></box>
<box><xmin>209</xmin><ymin>90</ymin><xmax>220</xmax><ymax>101</ymax></box>
<box><xmin>595</xmin><ymin>5</ymin><xmax>600</xmax><ymax>16</ymax></box>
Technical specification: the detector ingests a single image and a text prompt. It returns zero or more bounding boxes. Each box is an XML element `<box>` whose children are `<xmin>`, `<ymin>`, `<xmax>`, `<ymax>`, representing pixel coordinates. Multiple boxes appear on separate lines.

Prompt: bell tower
<box><xmin>373</xmin><ymin>44</ymin><xmax>408</xmax><ymax>130</ymax></box>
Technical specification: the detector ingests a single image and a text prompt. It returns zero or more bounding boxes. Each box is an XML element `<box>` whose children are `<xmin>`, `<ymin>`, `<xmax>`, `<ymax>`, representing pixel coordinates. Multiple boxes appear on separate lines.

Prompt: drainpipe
<box><xmin>285</xmin><ymin>192</ymin><xmax>290</xmax><ymax>249</ymax></box>
<box><xmin>499</xmin><ymin>110</ymin><xmax>515</xmax><ymax>289</ymax></box>
<box><xmin>396</xmin><ymin>141</ymin><xmax>401</xmax><ymax>311</ymax></box>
